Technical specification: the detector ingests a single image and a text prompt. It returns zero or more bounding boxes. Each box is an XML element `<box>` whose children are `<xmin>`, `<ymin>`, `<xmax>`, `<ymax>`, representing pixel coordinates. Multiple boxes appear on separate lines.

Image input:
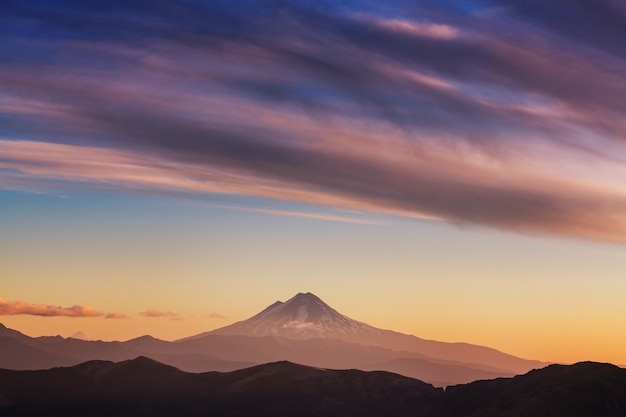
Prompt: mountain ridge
<box><xmin>0</xmin><ymin>357</ymin><xmax>625</xmax><ymax>417</ymax></box>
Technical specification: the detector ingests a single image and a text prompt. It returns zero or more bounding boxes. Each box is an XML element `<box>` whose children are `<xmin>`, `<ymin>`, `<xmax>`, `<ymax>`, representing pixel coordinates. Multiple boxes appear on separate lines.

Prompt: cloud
<box><xmin>1</xmin><ymin>1</ymin><xmax>626</xmax><ymax>243</ymax></box>
<box><xmin>209</xmin><ymin>205</ymin><xmax>383</xmax><ymax>225</ymax></box>
<box><xmin>481</xmin><ymin>0</ymin><xmax>626</xmax><ymax>58</ymax></box>
<box><xmin>139</xmin><ymin>309</ymin><xmax>181</xmax><ymax>320</ymax></box>
<box><xmin>105</xmin><ymin>312</ymin><xmax>129</xmax><ymax>319</ymax></box>
<box><xmin>372</xmin><ymin>18</ymin><xmax>459</xmax><ymax>40</ymax></box>
<box><xmin>0</xmin><ymin>298</ymin><xmax>103</xmax><ymax>317</ymax></box>
<box><xmin>208</xmin><ymin>312</ymin><xmax>227</xmax><ymax>319</ymax></box>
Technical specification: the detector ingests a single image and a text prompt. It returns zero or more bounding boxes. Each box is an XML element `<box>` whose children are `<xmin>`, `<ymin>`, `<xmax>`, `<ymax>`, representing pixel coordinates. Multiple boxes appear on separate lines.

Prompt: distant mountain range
<box><xmin>1</xmin><ymin>357</ymin><xmax>625</xmax><ymax>417</ymax></box>
<box><xmin>0</xmin><ymin>292</ymin><xmax>546</xmax><ymax>386</ymax></box>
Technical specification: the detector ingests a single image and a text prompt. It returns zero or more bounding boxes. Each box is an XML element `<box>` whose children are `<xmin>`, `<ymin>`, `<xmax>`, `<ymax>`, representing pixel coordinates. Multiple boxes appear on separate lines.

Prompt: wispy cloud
<box><xmin>361</xmin><ymin>15</ymin><xmax>460</xmax><ymax>40</ymax></box>
<box><xmin>139</xmin><ymin>309</ymin><xmax>181</xmax><ymax>320</ymax></box>
<box><xmin>0</xmin><ymin>298</ymin><xmax>102</xmax><ymax>317</ymax></box>
<box><xmin>2</xmin><ymin>1</ymin><xmax>626</xmax><ymax>243</ymax></box>
<box><xmin>208</xmin><ymin>312</ymin><xmax>227</xmax><ymax>319</ymax></box>
<box><xmin>105</xmin><ymin>312</ymin><xmax>129</xmax><ymax>319</ymax></box>
<box><xmin>209</xmin><ymin>204</ymin><xmax>383</xmax><ymax>225</ymax></box>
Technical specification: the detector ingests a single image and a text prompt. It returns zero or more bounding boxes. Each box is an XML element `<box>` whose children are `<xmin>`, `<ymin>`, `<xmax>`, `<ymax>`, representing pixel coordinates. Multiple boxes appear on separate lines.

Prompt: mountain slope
<box><xmin>0</xmin><ymin>325</ymin><xmax>252</xmax><ymax>373</ymax></box>
<box><xmin>0</xmin><ymin>322</ymin><xmax>512</xmax><ymax>386</ymax></box>
<box><xmin>185</xmin><ymin>292</ymin><xmax>545</xmax><ymax>373</ymax></box>
<box><xmin>0</xmin><ymin>334</ymin><xmax>76</xmax><ymax>370</ymax></box>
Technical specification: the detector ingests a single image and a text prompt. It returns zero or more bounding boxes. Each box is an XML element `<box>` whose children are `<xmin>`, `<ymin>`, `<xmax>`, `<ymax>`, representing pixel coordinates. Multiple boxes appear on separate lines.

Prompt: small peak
<box><xmin>288</xmin><ymin>292</ymin><xmax>325</xmax><ymax>304</ymax></box>
<box><xmin>70</xmin><ymin>331</ymin><xmax>88</xmax><ymax>340</ymax></box>
<box><xmin>257</xmin><ymin>300</ymin><xmax>284</xmax><ymax>314</ymax></box>
<box><xmin>128</xmin><ymin>356</ymin><xmax>170</xmax><ymax>368</ymax></box>
<box><xmin>76</xmin><ymin>359</ymin><xmax>115</xmax><ymax>369</ymax></box>
<box><xmin>127</xmin><ymin>335</ymin><xmax>157</xmax><ymax>342</ymax></box>
<box><xmin>126</xmin><ymin>356</ymin><xmax>181</xmax><ymax>372</ymax></box>
<box><xmin>133</xmin><ymin>355</ymin><xmax>157</xmax><ymax>363</ymax></box>
<box><xmin>285</xmin><ymin>292</ymin><xmax>328</xmax><ymax>306</ymax></box>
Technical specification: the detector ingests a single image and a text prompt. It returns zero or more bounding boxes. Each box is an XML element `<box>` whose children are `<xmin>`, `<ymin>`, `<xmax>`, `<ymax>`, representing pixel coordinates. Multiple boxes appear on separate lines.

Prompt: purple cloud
<box><xmin>1</xmin><ymin>1</ymin><xmax>626</xmax><ymax>242</ymax></box>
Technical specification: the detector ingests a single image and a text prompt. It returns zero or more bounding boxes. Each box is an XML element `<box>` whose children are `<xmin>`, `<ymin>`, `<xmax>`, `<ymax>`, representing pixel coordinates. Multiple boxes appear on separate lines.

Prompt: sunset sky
<box><xmin>2</xmin><ymin>0</ymin><xmax>626</xmax><ymax>365</ymax></box>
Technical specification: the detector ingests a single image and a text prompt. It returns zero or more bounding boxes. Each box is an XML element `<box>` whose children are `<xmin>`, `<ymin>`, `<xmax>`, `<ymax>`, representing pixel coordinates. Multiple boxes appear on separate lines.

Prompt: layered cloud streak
<box><xmin>1</xmin><ymin>0</ymin><xmax>626</xmax><ymax>242</ymax></box>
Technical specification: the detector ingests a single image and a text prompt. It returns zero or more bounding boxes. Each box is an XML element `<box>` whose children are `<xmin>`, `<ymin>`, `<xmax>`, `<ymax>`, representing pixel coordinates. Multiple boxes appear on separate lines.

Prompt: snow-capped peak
<box><xmin>197</xmin><ymin>292</ymin><xmax>385</xmax><ymax>341</ymax></box>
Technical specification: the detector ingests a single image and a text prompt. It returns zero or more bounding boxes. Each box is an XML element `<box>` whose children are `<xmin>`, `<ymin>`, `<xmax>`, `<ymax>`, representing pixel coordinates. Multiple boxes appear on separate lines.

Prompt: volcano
<box><xmin>182</xmin><ymin>292</ymin><xmax>545</xmax><ymax>374</ymax></box>
<box><xmin>185</xmin><ymin>292</ymin><xmax>384</xmax><ymax>341</ymax></box>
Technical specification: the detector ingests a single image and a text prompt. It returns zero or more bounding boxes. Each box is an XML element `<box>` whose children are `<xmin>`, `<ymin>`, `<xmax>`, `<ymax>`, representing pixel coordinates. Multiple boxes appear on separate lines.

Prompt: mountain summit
<box><xmin>186</xmin><ymin>292</ymin><xmax>383</xmax><ymax>341</ymax></box>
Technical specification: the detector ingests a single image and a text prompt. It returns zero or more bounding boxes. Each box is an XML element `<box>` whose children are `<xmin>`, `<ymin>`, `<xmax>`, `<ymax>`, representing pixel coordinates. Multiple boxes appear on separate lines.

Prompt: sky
<box><xmin>1</xmin><ymin>0</ymin><xmax>626</xmax><ymax>364</ymax></box>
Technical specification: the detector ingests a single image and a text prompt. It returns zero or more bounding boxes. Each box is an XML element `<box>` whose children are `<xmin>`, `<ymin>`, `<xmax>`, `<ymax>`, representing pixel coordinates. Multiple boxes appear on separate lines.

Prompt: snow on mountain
<box><xmin>183</xmin><ymin>292</ymin><xmax>385</xmax><ymax>341</ymax></box>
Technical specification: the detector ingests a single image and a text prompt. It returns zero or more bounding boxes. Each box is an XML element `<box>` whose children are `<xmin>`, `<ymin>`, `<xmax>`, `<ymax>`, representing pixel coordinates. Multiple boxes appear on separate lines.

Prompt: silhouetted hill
<box><xmin>439</xmin><ymin>362</ymin><xmax>626</xmax><ymax>417</ymax></box>
<box><xmin>1</xmin><ymin>359</ymin><xmax>625</xmax><ymax>416</ymax></box>
<box><xmin>0</xmin><ymin>357</ymin><xmax>442</xmax><ymax>417</ymax></box>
